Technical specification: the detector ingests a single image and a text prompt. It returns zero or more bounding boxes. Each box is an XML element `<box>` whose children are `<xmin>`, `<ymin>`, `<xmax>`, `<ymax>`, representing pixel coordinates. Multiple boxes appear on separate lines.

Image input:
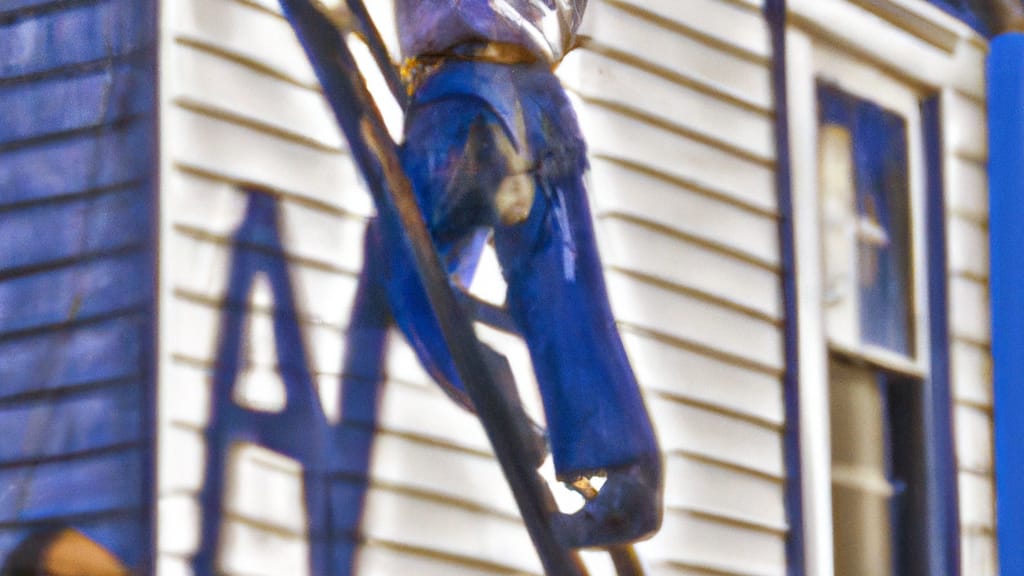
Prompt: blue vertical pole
<box><xmin>989</xmin><ymin>32</ymin><xmax>1024</xmax><ymax>576</ymax></box>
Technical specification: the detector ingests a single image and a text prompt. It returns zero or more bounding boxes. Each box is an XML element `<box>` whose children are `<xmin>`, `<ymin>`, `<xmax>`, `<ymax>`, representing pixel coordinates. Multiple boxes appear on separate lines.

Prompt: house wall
<box><xmin>153</xmin><ymin>1</ymin><xmax>998</xmax><ymax>575</ymax></box>
<box><xmin>0</xmin><ymin>0</ymin><xmax>157</xmax><ymax>569</ymax></box>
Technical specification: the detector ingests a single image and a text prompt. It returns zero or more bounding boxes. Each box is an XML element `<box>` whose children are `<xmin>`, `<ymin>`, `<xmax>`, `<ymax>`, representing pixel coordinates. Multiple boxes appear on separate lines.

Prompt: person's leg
<box><xmin>494</xmin><ymin>174</ymin><xmax>663</xmax><ymax>548</ymax></box>
<box><xmin>379</xmin><ymin>96</ymin><xmax>547</xmax><ymax>465</ymax></box>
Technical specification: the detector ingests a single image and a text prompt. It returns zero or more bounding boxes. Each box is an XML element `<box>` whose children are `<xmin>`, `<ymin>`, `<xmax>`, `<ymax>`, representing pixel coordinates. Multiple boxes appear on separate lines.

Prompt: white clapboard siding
<box><xmin>947</xmin><ymin>155</ymin><xmax>989</xmax><ymax>224</ymax></box>
<box><xmin>942</xmin><ymin>86</ymin><xmax>995</xmax><ymax>575</ymax></box>
<box><xmin>940</xmin><ymin>70</ymin><xmax>996</xmax><ymax>570</ymax></box>
<box><xmin>606</xmin><ymin>272</ymin><xmax>784</xmax><ymax>372</ymax></box>
<box><xmin>587</xmin><ymin>157</ymin><xmax>781</xmax><ymax>267</ymax></box>
<box><xmin>621</xmin><ymin>331</ymin><xmax>785</xmax><ymax>425</ymax></box>
<box><xmin>645</xmin><ymin>509</ymin><xmax>786</xmax><ymax>576</ymax></box>
<box><xmin>579</xmin><ymin>104</ymin><xmax>777</xmax><ymax>214</ymax></box>
<box><xmin>951</xmin><ymin>340</ymin><xmax>992</xmax><ymax>408</ymax></box>
<box><xmin>948</xmin><ymin>217</ymin><xmax>990</xmax><ymax>279</ymax></box>
<box><xmin>950</xmin><ymin>275</ymin><xmax>991</xmax><ymax>345</ymax></box>
<box><xmin>580</xmin><ymin>0</ymin><xmax>773</xmax><ymax>111</ymax></box>
<box><xmin>567</xmin><ymin>1</ymin><xmax>786</xmax><ymax>573</ymax></box>
<box><xmin>598</xmin><ymin>218</ymin><xmax>781</xmax><ymax>319</ymax></box>
<box><xmin>664</xmin><ymin>455</ymin><xmax>788</xmax><ymax>532</ymax></box>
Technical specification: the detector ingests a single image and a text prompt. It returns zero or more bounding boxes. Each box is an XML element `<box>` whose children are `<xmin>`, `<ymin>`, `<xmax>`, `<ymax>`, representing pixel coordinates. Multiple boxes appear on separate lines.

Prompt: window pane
<box><xmin>852</xmin><ymin>102</ymin><xmax>913</xmax><ymax>356</ymax></box>
<box><xmin>817</xmin><ymin>84</ymin><xmax>914</xmax><ymax>356</ymax></box>
<box><xmin>819</xmin><ymin>124</ymin><xmax>858</xmax><ymax>348</ymax></box>
<box><xmin>830</xmin><ymin>360</ymin><xmax>893</xmax><ymax>576</ymax></box>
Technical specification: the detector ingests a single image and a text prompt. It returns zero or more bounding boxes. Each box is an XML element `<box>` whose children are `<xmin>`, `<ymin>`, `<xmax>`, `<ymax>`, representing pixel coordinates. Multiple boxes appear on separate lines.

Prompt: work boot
<box><xmin>552</xmin><ymin>456</ymin><xmax>663</xmax><ymax>549</ymax></box>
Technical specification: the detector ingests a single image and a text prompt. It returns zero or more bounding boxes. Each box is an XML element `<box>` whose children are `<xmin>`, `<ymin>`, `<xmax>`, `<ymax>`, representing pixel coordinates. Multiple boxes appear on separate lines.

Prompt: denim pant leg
<box><xmin>494</xmin><ymin>175</ymin><xmax>660</xmax><ymax>479</ymax></box>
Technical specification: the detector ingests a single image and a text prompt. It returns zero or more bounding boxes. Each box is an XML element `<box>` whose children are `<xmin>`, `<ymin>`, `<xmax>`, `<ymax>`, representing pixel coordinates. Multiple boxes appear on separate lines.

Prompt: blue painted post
<box><xmin>989</xmin><ymin>32</ymin><xmax>1024</xmax><ymax>576</ymax></box>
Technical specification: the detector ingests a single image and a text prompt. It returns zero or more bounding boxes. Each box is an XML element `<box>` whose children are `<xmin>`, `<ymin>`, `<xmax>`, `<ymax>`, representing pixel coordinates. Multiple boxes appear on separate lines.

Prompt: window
<box><xmin>788</xmin><ymin>17</ymin><xmax>963</xmax><ymax>576</ymax></box>
<box><xmin>814</xmin><ymin>81</ymin><xmax>940</xmax><ymax>576</ymax></box>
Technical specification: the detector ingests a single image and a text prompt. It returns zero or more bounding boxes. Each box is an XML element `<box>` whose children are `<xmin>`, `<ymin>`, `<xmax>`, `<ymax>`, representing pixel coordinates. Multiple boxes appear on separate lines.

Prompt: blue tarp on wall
<box><xmin>0</xmin><ymin>0</ymin><xmax>156</xmax><ymax>569</ymax></box>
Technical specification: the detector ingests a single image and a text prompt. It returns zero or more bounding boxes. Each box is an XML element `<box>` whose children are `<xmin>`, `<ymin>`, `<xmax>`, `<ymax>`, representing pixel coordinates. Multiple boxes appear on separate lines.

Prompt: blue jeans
<box><xmin>371</xmin><ymin>60</ymin><xmax>659</xmax><ymax>478</ymax></box>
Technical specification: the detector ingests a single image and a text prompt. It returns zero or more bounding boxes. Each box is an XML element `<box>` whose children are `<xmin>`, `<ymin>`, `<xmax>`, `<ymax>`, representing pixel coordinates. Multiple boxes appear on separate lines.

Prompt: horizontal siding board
<box><xmin>218</xmin><ymin>519</ymin><xmax>310</xmax><ymax>576</ymax></box>
<box><xmin>647</xmin><ymin>396</ymin><xmax>784</xmax><ymax>478</ymax></box>
<box><xmin>169</xmin><ymin>108</ymin><xmax>360</xmax><ymax>213</ymax></box>
<box><xmin>158</xmin><ymin>495</ymin><xmax>199</xmax><ymax>558</ymax></box>
<box><xmin>0</xmin><ymin>380</ymin><xmax>142</xmax><ymax>462</ymax></box>
<box><xmin>172</xmin><ymin>43</ymin><xmax>342</xmax><ymax>150</ymax></box>
<box><xmin>586</xmin><ymin>0</ymin><xmax>773</xmax><ymax>110</ymax></box>
<box><xmin>0</xmin><ymin>252</ymin><xmax>150</xmax><ymax>336</ymax></box>
<box><xmin>947</xmin><ymin>156</ymin><xmax>988</xmax><ymax>222</ymax></box>
<box><xmin>581</xmin><ymin>104</ymin><xmax>777</xmax><ymax>214</ymax></box>
<box><xmin>168</xmin><ymin>297</ymin><xmax>344</xmax><ymax>378</ymax></box>
<box><xmin>647</xmin><ymin>508</ymin><xmax>786</xmax><ymax>575</ymax></box>
<box><xmin>168</xmin><ymin>0</ymin><xmax>316</xmax><ymax>87</ymax></box>
<box><xmin>608</xmin><ymin>0</ymin><xmax>771</xmax><ymax>59</ymax></box>
<box><xmin>0</xmin><ymin>0</ymin><xmax>65</xmax><ymax>17</ymax></box>
<box><xmin>357</xmin><ymin>543</ymin><xmax>525</xmax><ymax>576</ymax></box>
<box><xmin>951</xmin><ymin>340</ymin><xmax>992</xmax><ymax>408</ymax></box>
<box><xmin>170</xmin><ymin>232</ymin><xmax>360</xmax><ymax>325</ymax></box>
<box><xmin>621</xmin><ymin>331</ymin><xmax>784</xmax><ymax>424</ymax></box>
<box><xmin>955</xmin><ymin>404</ymin><xmax>993</xmax><ymax>474</ymax></box>
<box><xmin>588</xmin><ymin>157</ymin><xmax>780</xmax><ymax>266</ymax></box>
<box><xmin>0</xmin><ymin>315</ymin><xmax>146</xmax><ymax>399</ymax></box>
<box><xmin>361</xmin><ymin>487</ymin><xmax>539</xmax><ymax>574</ymax></box>
<box><xmin>606</xmin><ymin>271</ymin><xmax>784</xmax><ymax>371</ymax></box>
<box><xmin>665</xmin><ymin>454</ymin><xmax>787</xmax><ymax>531</ymax></box>
<box><xmin>949</xmin><ymin>275</ymin><xmax>990</xmax><ymax>343</ymax></box>
<box><xmin>0</xmin><ymin>186</ymin><xmax>150</xmax><ymax>272</ymax></box>
<box><xmin>223</xmin><ymin>446</ymin><xmax>307</xmax><ymax>535</ymax></box>
<box><xmin>948</xmin><ymin>216</ymin><xmax>989</xmax><ymax>279</ymax></box>
<box><xmin>599</xmin><ymin>217</ymin><xmax>781</xmax><ymax>319</ymax></box>
<box><xmin>159</xmin><ymin>426</ymin><xmax>205</xmax><ymax>495</ymax></box>
<box><xmin>0</xmin><ymin>60</ymin><xmax>154</xmax><ymax>146</ymax></box>
<box><xmin>565</xmin><ymin>49</ymin><xmax>775</xmax><ymax>162</ymax></box>
<box><xmin>0</xmin><ymin>0</ymin><xmax>154</xmax><ymax>79</ymax></box>
<box><xmin>961</xmin><ymin>530</ymin><xmax>998</xmax><ymax>576</ymax></box>
<box><xmin>0</xmin><ymin>120</ymin><xmax>151</xmax><ymax>207</ymax></box>
<box><xmin>944</xmin><ymin>89</ymin><xmax>987</xmax><ymax>160</ymax></box>
<box><xmin>170</xmin><ymin>159</ymin><xmax>373</xmax><ymax>226</ymax></box>
<box><xmin>959</xmin><ymin>470</ymin><xmax>995</xmax><ymax>530</ymax></box>
<box><xmin>368</xmin><ymin>432</ymin><xmax>517</xmax><ymax>518</ymax></box>
<box><xmin>375</xmin><ymin>380</ymin><xmax>491</xmax><ymax>456</ymax></box>
<box><xmin>0</xmin><ymin>447</ymin><xmax>143</xmax><ymax>522</ymax></box>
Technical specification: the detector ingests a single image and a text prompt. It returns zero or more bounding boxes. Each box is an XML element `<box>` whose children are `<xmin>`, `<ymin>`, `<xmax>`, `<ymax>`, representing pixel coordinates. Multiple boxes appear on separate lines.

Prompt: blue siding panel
<box><xmin>0</xmin><ymin>253</ymin><xmax>150</xmax><ymax>337</ymax></box>
<box><xmin>0</xmin><ymin>449</ymin><xmax>143</xmax><ymax>524</ymax></box>
<box><xmin>0</xmin><ymin>0</ymin><xmax>154</xmax><ymax>79</ymax></box>
<box><xmin>0</xmin><ymin>0</ymin><xmax>156</xmax><ymax>567</ymax></box>
<box><xmin>0</xmin><ymin>121</ymin><xmax>150</xmax><ymax>207</ymax></box>
<box><xmin>0</xmin><ymin>1</ymin><xmax>69</xmax><ymax>19</ymax></box>
<box><xmin>0</xmin><ymin>187</ymin><xmax>150</xmax><ymax>272</ymax></box>
<box><xmin>0</xmin><ymin>317</ymin><xmax>145</xmax><ymax>400</ymax></box>
<box><xmin>0</xmin><ymin>61</ymin><xmax>154</xmax><ymax>146</ymax></box>
<box><xmin>0</xmin><ymin>382</ymin><xmax>143</xmax><ymax>462</ymax></box>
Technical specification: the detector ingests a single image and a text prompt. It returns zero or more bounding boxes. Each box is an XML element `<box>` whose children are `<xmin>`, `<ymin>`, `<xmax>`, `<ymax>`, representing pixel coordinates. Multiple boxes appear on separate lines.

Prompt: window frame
<box><xmin>786</xmin><ymin>29</ymin><xmax>960</xmax><ymax>576</ymax></box>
